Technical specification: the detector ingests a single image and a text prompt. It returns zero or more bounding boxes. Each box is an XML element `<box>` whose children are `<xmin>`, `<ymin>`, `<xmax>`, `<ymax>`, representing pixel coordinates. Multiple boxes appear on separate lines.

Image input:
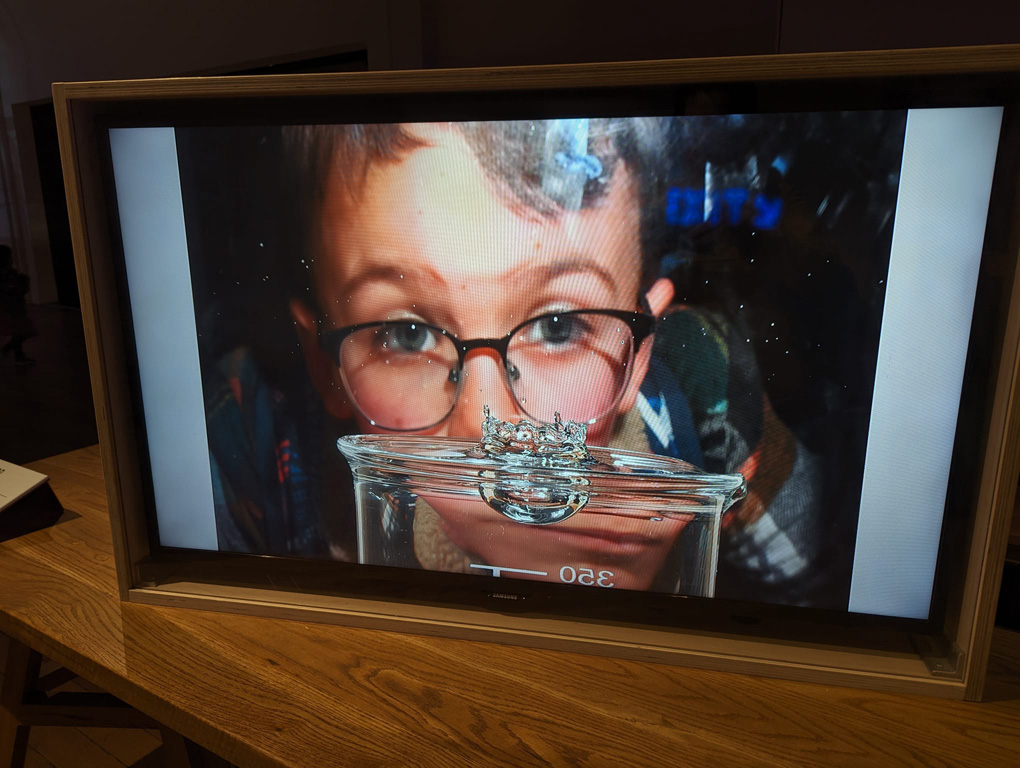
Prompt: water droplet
<box><xmin>521</xmin><ymin>397</ymin><xmax>527</xmax><ymax>404</ymax></box>
<box><xmin>399</xmin><ymin>274</ymin><xmax>404</xmax><ymax>279</ymax></box>
<box><xmin>807</xmin><ymin>272</ymin><xmax>812</xmax><ymax>277</ymax></box>
<box><xmin>750</xmin><ymin>258</ymin><xmax>755</xmax><ymax>263</ymax></box>
<box><xmin>739</xmin><ymin>304</ymin><xmax>744</xmax><ymax>309</ymax></box>
<box><xmin>650</xmin><ymin>516</ymin><xmax>663</xmax><ymax>522</ymax></box>
<box><xmin>705</xmin><ymin>279</ymin><xmax>709</xmax><ymax>284</ymax></box>
<box><xmin>259</xmin><ymin>242</ymin><xmax>264</xmax><ymax>247</ymax></box>
<box><xmin>770</xmin><ymin>322</ymin><xmax>775</xmax><ymax>327</ymax></box>
<box><xmin>369</xmin><ymin>420</ymin><xmax>376</xmax><ymax>426</ymax></box>
<box><xmin>746</xmin><ymin>338</ymin><xmax>750</xmax><ymax>343</ymax></box>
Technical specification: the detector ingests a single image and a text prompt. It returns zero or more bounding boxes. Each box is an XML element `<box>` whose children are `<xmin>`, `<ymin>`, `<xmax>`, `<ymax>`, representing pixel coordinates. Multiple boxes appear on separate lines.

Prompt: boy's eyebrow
<box><xmin>342</xmin><ymin>264</ymin><xmax>449</xmax><ymax>294</ymax></box>
<box><xmin>502</xmin><ymin>257</ymin><xmax>618</xmax><ymax>293</ymax></box>
<box><xmin>343</xmin><ymin>256</ymin><xmax>618</xmax><ymax>295</ymax></box>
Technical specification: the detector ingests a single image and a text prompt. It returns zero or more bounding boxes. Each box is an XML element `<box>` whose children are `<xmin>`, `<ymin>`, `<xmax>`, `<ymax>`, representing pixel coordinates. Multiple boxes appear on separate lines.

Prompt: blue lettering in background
<box><xmin>666</xmin><ymin>187</ymin><xmax>705</xmax><ymax>227</ymax></box>
<box><xmin>666</xmin><ymin>186</ymin><xmax>782</xmax><ymax>229</ymax></box>
<box><xmin>722</xmin><ymin>188</ymin><xmax>749</xmax><ymax>225</ymax></box>
<box><xmin>752</xmin><ymin>194</ymin><xmax>782</xmax><ymax>228</ymax></box>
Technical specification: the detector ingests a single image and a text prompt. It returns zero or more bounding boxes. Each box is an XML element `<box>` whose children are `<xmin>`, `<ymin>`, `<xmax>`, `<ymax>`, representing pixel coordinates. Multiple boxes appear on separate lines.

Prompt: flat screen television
<box><xmin>54</xmin><ymin>46</ymin><xmax>1020</xmax><ymax>699</ymax></box>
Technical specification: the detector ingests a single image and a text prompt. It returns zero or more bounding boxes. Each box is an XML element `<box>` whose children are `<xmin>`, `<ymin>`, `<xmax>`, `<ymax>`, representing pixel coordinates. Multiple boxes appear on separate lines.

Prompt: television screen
<box><xmin>103</xmin><ymin>104</ymin><xmax>1004</xmax><ymax>621</ymax></box>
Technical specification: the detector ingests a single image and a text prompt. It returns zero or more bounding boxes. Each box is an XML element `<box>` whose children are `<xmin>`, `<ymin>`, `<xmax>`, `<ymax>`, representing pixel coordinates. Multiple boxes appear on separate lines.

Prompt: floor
<box><xmin>0</xmin><ymin>633</ymin><xmax>164</xmax><ymax>768</ymax></box>
<box><xmin>0</xmin><ymin>305</ymin><xmax>98</xmax><ymax>466</ymax></box>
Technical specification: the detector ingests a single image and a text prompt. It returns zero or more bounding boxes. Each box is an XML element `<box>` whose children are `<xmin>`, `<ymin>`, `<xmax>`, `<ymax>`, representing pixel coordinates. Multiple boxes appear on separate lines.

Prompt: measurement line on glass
<box><xmin>469</xmin><ymin>564</ymin><xmax>548</xmax><ymax>578</ymax></box>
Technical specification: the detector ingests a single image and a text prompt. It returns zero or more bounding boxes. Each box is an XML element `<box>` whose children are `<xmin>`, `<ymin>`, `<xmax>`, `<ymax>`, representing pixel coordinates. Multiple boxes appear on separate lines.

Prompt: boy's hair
<box><xmin>281</xmin><ymin>119</ymin><xmax>673</xmax><ymax>303</ymax></box>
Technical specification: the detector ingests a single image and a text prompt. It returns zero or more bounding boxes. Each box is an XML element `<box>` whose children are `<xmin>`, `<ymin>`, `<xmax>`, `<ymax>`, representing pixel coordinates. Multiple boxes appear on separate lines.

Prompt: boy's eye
<box><xmin>528</xmin><ymin>314</ymin><xmax>588</xmax><ymax>346</ymax></box>
<box><xmin>387</xmin><ymin>323</ymin><xmax>436</xmax><ymax>353</ymax></box>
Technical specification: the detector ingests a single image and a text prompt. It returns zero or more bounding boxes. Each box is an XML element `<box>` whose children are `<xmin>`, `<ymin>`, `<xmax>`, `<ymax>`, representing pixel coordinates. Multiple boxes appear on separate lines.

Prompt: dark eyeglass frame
<box><xmin>319</xmin><ymin>309</ymin><xmax>658</xmax><ymax>431</ymax></box>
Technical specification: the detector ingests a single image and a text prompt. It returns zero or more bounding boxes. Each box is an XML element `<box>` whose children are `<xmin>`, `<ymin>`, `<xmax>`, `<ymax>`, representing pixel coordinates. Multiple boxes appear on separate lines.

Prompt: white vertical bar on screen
<box><xmin>108</xmin><ymin>127</ymin><xmax>218</xmax><ymax>551</ymax></box>
<box><xmin>848</xmin><ymin>107</ymin><xmax>1003</xmax><ymax>619</ymax></box>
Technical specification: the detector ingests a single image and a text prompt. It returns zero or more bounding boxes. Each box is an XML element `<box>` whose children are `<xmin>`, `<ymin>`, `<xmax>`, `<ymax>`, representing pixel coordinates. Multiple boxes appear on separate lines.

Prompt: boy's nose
<box><xmin>446</xmin><ymin>350</ymin><xmax>523</xmax><ymax>438</ymax></box>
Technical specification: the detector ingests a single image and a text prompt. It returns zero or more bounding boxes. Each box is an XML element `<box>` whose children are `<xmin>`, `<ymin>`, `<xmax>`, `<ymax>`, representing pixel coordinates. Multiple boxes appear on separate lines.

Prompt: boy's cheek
<box><xmin>586</xmin><ymin>415</ymin><xmax>618</xmax><ymax>446</ymax></box>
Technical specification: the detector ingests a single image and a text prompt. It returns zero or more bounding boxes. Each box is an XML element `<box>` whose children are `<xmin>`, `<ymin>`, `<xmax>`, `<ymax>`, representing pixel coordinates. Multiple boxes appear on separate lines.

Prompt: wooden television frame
<box><xmin>53</xmin><ymin>45</ymin><xmax>1020</xmax><ymax>701</ymax></box>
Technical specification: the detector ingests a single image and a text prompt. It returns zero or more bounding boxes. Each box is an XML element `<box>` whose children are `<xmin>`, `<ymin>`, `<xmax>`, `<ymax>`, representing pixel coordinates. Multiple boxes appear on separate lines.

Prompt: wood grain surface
<box><xmin>0</xmin><ymin>447</ymin><xmax>1017</xmax><ymax>767</ymax></box>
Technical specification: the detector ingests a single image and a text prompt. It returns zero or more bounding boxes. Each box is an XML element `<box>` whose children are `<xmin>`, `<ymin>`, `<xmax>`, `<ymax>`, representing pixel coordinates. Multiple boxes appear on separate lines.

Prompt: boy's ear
<box><xmin>616</xmin><ymin>277</ymin><xmax>675</xmax><ymax>416</ymax></box>
<box><xmin>290</xmin><ymin>299</ymin><xmax>353</xmax><ymax>420</ymax></box>
<box><xmin>643</xmin><ymin>277</ymin><xmax>675</xmax><ymax>318</ymax></box>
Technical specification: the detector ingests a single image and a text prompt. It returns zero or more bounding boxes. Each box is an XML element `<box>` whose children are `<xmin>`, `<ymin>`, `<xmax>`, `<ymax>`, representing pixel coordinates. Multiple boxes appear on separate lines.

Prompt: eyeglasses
<box><xmin>319</xmin><ymin>309</ymin><xmax>656</xmax><ymax>432</ymax></box>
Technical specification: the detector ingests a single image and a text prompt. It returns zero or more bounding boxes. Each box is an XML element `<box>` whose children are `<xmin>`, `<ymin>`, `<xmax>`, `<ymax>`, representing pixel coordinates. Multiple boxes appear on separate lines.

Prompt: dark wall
<box><xmin>420</xmin><ymin>0</ymin><xmax>1020</xmax><ymax>69</ymax></box>
<box><xmin>779</xmin><ymin>0</ymin><xmax>1020</xmax><ymax>53</ymax></box>
<box><xmin>421</xmin><ymin>0</ymin><xmax>781</xmax><ymax>68</ymax></box>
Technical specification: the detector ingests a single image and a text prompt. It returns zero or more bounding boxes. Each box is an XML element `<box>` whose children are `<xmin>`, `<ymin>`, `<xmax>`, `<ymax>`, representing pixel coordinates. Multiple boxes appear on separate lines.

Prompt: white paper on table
<box><xmin>0</xmin><ymin>459</ymin><xmax>50</xmax><ymax>512</ymax></box>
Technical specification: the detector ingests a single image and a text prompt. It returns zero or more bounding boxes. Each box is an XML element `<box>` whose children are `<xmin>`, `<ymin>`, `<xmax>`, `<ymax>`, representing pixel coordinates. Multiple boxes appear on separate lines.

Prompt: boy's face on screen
<box><xmin>292</xmin><ymin>123</ymin><xmax>674</xmax><ymax>443</ymax></box>
<box><xmin>290</xmin><ymin>123</ymin><xmax>682</xmax><ymax>590</ymax></box>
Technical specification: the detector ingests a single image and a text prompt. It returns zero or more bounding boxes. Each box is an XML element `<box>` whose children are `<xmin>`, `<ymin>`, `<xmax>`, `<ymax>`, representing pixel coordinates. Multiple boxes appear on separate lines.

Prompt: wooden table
<box><xmin>2</xmin><ymin>447</ymin><xmax>1020</xmax><ymax>768</ymax></box>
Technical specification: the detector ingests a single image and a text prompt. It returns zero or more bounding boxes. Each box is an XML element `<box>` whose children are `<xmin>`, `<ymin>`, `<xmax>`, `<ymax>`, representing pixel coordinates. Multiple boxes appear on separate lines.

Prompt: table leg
<box><xmin>0</xmin><ymin>639</ymin><xmax>41</xmax><ymax>768</ymax></box>
<box><xmin>1</xmin><ymin>638</ymin><xmax>229</xmax><ymax>768</ymax></box>
<box><xmin>159</xmin><ymin>727</ymin><xmax>232</xmax><ymax>768</ymax></box>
